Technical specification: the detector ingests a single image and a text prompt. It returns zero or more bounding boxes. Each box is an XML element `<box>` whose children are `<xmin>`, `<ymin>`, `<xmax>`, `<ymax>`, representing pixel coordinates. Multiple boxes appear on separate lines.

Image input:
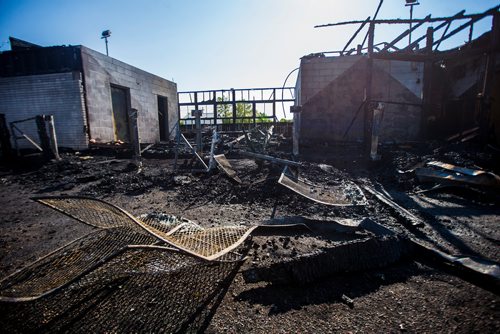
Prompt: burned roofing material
<box><xmin>0</xmin><ymin>44</ymin><xmax>82</xmax><ymax>77</ymax></box>
<box><xmin>8</xmin><ymin>36</ymin><xmax>42</xmax><ymax>51</ymax></box>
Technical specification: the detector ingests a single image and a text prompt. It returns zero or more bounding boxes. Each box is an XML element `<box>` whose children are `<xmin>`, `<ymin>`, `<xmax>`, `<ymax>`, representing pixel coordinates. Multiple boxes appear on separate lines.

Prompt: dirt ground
<box><xmin>0</xmin><ymin>139</ymin><xmax>499</xmax><ymax>333</ymax></box>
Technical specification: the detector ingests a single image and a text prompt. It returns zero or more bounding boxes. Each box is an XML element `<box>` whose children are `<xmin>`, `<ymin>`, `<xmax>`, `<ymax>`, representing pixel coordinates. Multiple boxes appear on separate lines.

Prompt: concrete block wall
<box><xmin>80</xmin><ymin>46</ymin><xmax>178</xmax><ymax>143</ymax></box>
<box><xmin>298</xmin><ymin>55</ymin><xmax>422</xmax><ymax>146</ymax></box>
<box><xmin>299</xmin><ymin>55</ymin><xmax>361</xmax><ymax>104</ymax></box>
<box><xmin>374</xmin><ymin>60</ymin><xmax>423</xmax><ymax>99</ymax></box>
<box><xmin>0</xmin><ymin>72</ymin><xmax>88</xmax><ymax>150</ymax></box>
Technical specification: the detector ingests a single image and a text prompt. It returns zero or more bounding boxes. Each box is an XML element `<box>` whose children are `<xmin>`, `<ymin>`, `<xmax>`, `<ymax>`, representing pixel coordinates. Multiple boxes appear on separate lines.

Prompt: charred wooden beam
<box><xmin>434</xmin><ymin>20</ymin><xmax>453</xmax><ymax>51</ymax></box>
<box><xmin>360</xmin><ymin>0</ymin><xmax>384</xmax><ymax>50</ymax></box>
<box><xmin>381</xmin><ymin>15</ymin><xmax>431</xmax><ymax>52</ymax></box>
<box><xmin>314</xmin><ymin>6</ymin><xmax>499</xmax><ymax>28</ymax></box>
<box><xmin>400</xmin><ymin>11</ymin><xmax>465</xmax><ymax>52</ymax></box>
<box><xmin>363</xmin><ymin>186</ymin><xmax>424</xmax><ymax>227</ymax></box>
<box><xmin>238</xmin><ymin>150</ymin><xmax>301</xmax><ymax>167</ymax></box>
<box><xmin>432</xmin><ymin>16</ymin><xmax>486</xmax><ymax>48</ymax></box>
<box><xmin>341</xmin><ymin>16</ymin><xmax>370</xmax><ymax>55</ymax></box>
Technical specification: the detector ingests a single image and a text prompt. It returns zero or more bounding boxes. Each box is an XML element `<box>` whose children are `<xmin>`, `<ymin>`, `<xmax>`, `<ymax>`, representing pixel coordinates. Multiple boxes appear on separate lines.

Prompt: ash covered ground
<box><xmin>0</xmin><ymin>139</ymin><xmax>499</xmax><ymax>333</ymax></box>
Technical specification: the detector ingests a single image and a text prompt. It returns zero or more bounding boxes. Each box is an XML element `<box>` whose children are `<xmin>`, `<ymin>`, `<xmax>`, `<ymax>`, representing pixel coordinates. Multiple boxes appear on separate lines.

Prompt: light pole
<box><xmin>101</xmin><ymin>30</ymin><xmax>111</xmax><ymax>56</ymax></box>
<box><xmin>405</xmin><ymin>0</ymin><xmax>420</xmax><ymax>46</ymax></box>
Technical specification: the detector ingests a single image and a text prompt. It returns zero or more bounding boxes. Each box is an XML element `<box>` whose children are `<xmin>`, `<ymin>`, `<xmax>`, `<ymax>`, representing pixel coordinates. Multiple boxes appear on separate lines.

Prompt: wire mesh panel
<box><xmin>138</xmin><ymin>212</ymin><xmax>204</xmax><ymax>235</ymax></box>
<box><xmin>0</xmin><ymin>247</ymin><xmax>242</xmax><ymax>333</ymax></box>
<box><xmin>34</xmin><ymin>197</ymin><xmax>148</xmax><ymax>231</ymax></box>
<box><xmin>0</xmin><ymin>227</ymin><xmax>157</xmax><ymax>301</ymax></box>
<box><xmin>35</xmin><ymin>197</ymin><xmax>256</xmax><ymax>261</ymax></box>
<box><xmin>164</xmin><ymin>225</ymin><xmax>256</xmax><ymax>260</ymax></box>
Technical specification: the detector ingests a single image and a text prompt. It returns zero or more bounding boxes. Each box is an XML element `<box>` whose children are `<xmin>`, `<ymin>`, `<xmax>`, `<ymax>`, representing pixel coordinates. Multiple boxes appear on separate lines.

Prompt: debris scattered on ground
<box><xmin>0</xmin><ymin>137</ymin><xmax>499</xmax><ymax>332</ymax></box>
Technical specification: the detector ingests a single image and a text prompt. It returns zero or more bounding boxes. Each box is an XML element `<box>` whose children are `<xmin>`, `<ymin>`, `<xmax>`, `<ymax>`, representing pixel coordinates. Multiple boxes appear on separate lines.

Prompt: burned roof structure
<box><xmin>293</xmin><ymin>5</ymin><xmax>500</xmax><ymax>154</ymax></box>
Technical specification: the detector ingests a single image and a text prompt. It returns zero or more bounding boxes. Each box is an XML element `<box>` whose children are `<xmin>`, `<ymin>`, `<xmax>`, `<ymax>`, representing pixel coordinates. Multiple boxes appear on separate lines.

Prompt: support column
<box><xmin>291</xmin><ymin>105</ymin><xmax>302</xmax><ymax>157</ymax></box>
<box><xmin>479</xmin><ymin>13</ymin><xmax>500</xmax><ymax>142</ymax></box>
<box><xmin>370</xmin><ymin>103</ymin><xmax>384</xmax><ymax>160</ymax></box>
<box><xmin>35</xmin><ymin>115</ymin><xmax>53</xmax><ymax>160</ymax></box>
<box><xmin>0</xmin><ymin>114</ymin><xmax>13</xmax><ymax>159</ymax></box>
<box><xmin>44</xmin><ymin>115</ymin><xmax>60</xmax><ymax>160</ymax></box>
<box><xmin>192</xmin><ymin>109</ymin><xmax>203</xmax><ymax>153</ymax></box>
<box><xmin>363</xmin><ymin>22</ymin><xmax>375</xmax><ymax>151</ymax></box>
<box><xmin>231</xmin><ymin>89</ymin><xmax>237</xmax><ymax>124</ymax></box>
<box><xmin>252</xmin><ymin>102</ymin><xmax>257</xmax><ymax>125</ymax></box>
<box><xmin>421</xmin><ymin>27</ymin><xmax>434</xmax><ymax>140</ymax></box>
<box><xmin>213</xmin><ymin>91</ymin><xmax>218</xmax><ymax>126</ymax></box>
<box><xmin>128</xmin><ymin>108</ymin><xmax>141</xmax><ymax>168</ymax></box>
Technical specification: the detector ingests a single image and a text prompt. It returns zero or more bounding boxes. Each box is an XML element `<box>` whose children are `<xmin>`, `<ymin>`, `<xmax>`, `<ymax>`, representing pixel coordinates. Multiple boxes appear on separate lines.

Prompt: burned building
<box><xmin>296</xmin><ymin>55</ymin><xmax>423</xmax><ymax>144</ymax></box>
<box><xmin>294</xmin><ymin>6</ymin><xmax>500</xmax><ymax>153</ymax></box>
<box><xmin>0</xmin><ymin>37</ymin><xmax>178</xmax><ymax>150</ymax></box>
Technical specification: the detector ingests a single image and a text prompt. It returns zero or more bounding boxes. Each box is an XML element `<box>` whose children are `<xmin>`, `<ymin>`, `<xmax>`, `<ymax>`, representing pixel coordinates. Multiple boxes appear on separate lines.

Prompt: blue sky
<box><xmin>0</xmin><ymin>0</ymin><xmax>498</xmax><ymax>91</ymax></box>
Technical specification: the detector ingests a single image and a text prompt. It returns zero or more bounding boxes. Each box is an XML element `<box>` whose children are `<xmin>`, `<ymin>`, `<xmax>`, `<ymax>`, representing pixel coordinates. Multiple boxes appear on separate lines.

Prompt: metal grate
<box><xmin>138</xmin><ymin>212</ymin><xmax>203</xmax><ymax>235</ymax></box>
<box><xmin>35</xmin><ymin>196</ymin><xmax>256</xmax><ymax>261</ymax></box>
<box><xmin>0</xmin><ymin>227</ymin><xmax>157</xmax><ymax>301</ymax></box>
<box><xmin>0</xmin><ymin>247</ymin><xmax>242</xmax><ymax>333</ymax></box>
<box><xmin>35</xmin><ymin>197</ymin><xmax>147</xmax><ymax>230</ymax></box>
<box><xmin>164</xmin><ymin>225</ymin><xmax>255</xmax><ymax>260</ymax></box>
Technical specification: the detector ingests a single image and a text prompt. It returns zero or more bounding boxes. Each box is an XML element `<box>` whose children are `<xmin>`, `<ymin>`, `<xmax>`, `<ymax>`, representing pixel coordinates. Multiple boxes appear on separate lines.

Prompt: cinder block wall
<box><xmin>299</xmin><ymin>55</ymin><xmax>361</xmax><ymax>103</ymax></box>
<box><xmin>81</xmin><ymin>46</ymin><xmax>178</xmax><ymax>143</ymax></box>
<box><xmin>0</xmin><ymin>72</ymin><xmax>88</xmax><ymax>150</ymax></box>
<box><xmin>298</xmin><ymin>55</ymin><xmax>423</xmax><ymax>145</ymax></box>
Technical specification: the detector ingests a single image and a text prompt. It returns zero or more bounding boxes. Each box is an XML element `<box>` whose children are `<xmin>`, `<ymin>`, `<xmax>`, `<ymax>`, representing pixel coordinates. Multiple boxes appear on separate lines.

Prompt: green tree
<box><xmin>217</xmin><ymin>97</ymin><xmax>272</xmax><ymax>124</ymax></box>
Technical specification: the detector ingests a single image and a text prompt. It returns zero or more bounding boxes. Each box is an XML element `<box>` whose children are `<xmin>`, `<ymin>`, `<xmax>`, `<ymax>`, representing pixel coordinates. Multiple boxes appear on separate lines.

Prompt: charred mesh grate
<box><xmin>138</xmin><ymin>212</ymin><xmax>201</xmax><ymax>235</ymax></box>
<box><xmin>164</xmin><ymin>225</ymin><xmax>254</xmax><ymax>260</ymax></box>
<box><xmin>35</xmin><ymin>197</ymin><xmax>149</xmax><ymax>231</ymax></box>
<box><xmin>0</xmin><ymin>197</ymin><xmax>250</xmax><ymax>332</ymax></box>
<box><xmin>0</xmin><ymin>227</ymin><xmax>157</xmax><ymax>301</ymax></box>
<box><xmin>35</xmin><ymin>196</ymin><xmax>255</xmax><ymax>260</ymax></box>
<box><xmin>139</xmin><ymin>212</ymin><xmax>252</xmax><ymax>261</ymax></box>
<box><xmin>0</xmin><ymin>247</ymin><xmax>242</xmax><ymax>333</ymax></box>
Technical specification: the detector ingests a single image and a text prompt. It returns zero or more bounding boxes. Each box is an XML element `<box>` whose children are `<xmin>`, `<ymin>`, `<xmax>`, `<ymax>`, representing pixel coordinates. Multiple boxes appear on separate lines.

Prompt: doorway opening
<box><xmin>111</xmin><ymin>85</ymin><xmax>131</xmax><ymax>142</ymax></box>
<box><xmin>158</xmin><ymin>95</ymin><xmax>169</xmax><ymax>141</ymax></box>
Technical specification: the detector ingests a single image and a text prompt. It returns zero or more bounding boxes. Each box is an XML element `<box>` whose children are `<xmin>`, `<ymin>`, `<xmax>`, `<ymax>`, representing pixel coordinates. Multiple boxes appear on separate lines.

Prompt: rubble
<box><xmin>0</xmin><ymin>137</ymin><xmax>499</xmax><ymax>332</ymax></box>
<box><xmin>415</xmin><ymin>161</ymin><xmax>500</xmax><ymax>188</ymax></box>
<box><xmin>1</xmin><ymin>3</ymin><xmax>500</xmax><ymax>331</ymax></box>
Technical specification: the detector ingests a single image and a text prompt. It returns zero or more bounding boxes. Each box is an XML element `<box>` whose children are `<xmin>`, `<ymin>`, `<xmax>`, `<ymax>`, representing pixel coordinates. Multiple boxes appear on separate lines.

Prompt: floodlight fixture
<box><xmin>101</xmin><ymin>30</ymin><xmax>112</xmax><ymax>56</ymax></box>
<box><xmin>405</xmin><ymin>0</ymin><xmax>420</xmax><ymax>6</ymax></box>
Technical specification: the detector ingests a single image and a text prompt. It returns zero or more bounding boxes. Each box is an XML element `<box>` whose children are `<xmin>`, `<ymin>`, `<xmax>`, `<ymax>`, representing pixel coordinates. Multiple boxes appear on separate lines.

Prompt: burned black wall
<box><xmin>0</xmin><ymin>45</ymin><xmax>82</xmax><ymax>77</ymax></box>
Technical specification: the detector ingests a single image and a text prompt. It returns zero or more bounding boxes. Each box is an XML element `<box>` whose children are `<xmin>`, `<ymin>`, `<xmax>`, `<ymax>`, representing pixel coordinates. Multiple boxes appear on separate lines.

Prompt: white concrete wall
<box><xmin>80</xmin><ymin>46</ymin><xmax>178</xmax><ymax>143</ymax></box>
<box><xmin>0</xmin><ymin>72</ymin><xmax>88</xmax><ymax>150</ymax></box>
